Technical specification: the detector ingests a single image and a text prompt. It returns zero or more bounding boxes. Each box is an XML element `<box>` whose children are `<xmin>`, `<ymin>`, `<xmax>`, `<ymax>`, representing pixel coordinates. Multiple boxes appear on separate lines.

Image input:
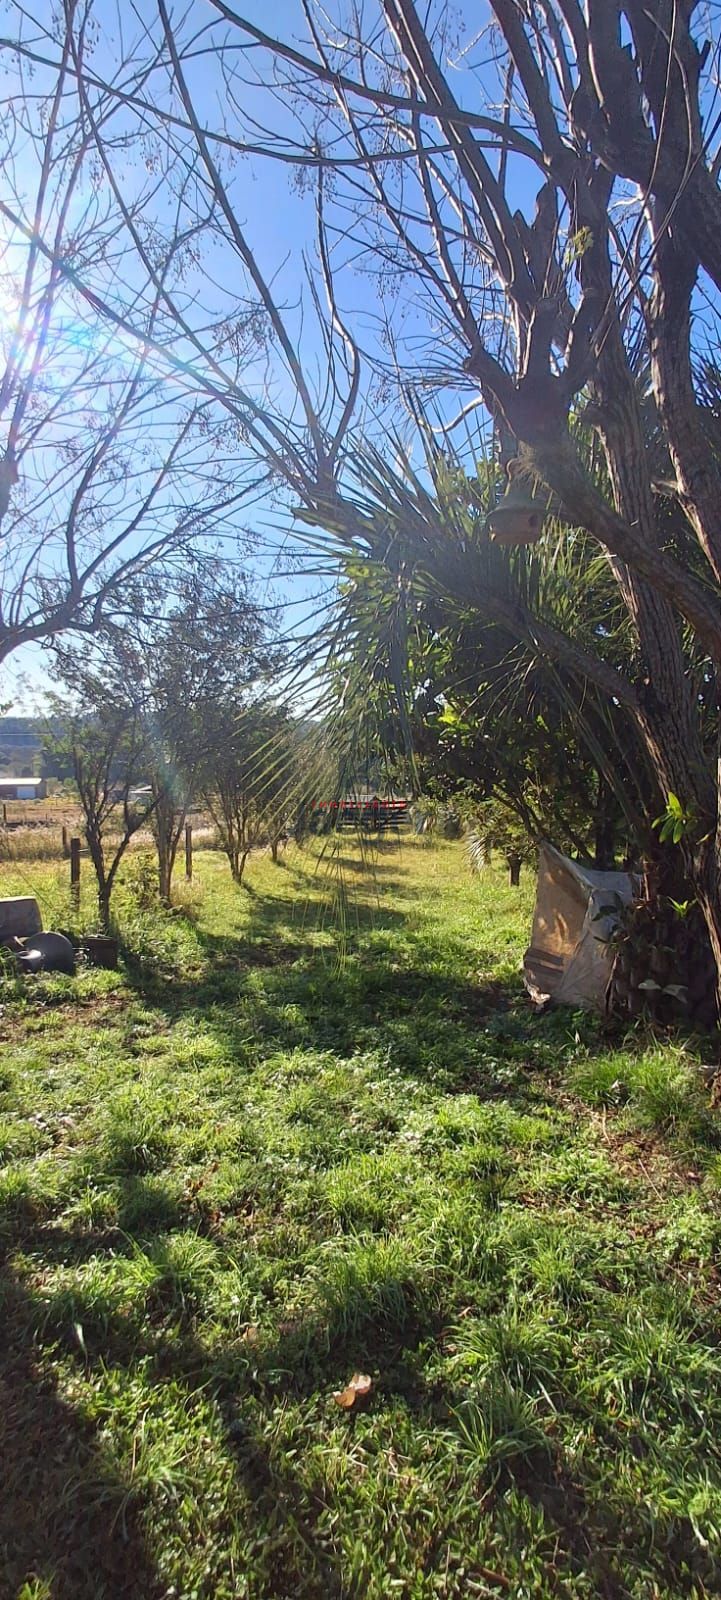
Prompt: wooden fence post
<box><xmin>185</xmin><ymin>822</ymin><xmax>193</xmax><ymax>881</ymax></box>
<box><xmin>61</xmin><ymin>824</ymin><xmax>70</xmax><ymax>859</ymax></box>
<box><xmin>70</xmin><ymin>837</ymin><xmax>81</xmax><ymax>912</ymax></box>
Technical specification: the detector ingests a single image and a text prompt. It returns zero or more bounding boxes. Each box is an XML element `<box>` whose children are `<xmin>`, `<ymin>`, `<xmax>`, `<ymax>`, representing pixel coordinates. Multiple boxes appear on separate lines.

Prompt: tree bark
<box><xmin>695</xmin><ymin>839</ymin><xmax>721</xmax><ymax>1024</ymax></box>
<box><xmin>98</xmin><ymin>883</ymin><xmax>112</xmax><ymax>934</ymax></box>
<box><xmin>158</xmin><ymin>850</ymin><xmax>172</xmax><ymax>905</ymax></box>
<box><xmin>577</xmin><ymin>242</ymin><xmax>714</xmax><ymax>828</ymax></box>
<box><xmin>646</xmin><ymin>218</ymin><xmax>721</xmax><ymax>586</ymax></box>
<box><xmin>155</xmin><ymin>816</ymin><xmax>174</xmax><ymax>904</ymax></box>
<box><xmin>85</xmin><ymin>828</ymin><xmax>110</xmax><ymax>932</ymax></box>
<box><xmin>230</xmin><ymin>848</ymin><xmax>250</xmax><ymax>884</ymax></box>
<box><xmin>153</xmin><ymin>789</ymin><xmax>185</xmax><ymax>906</ymax></box>
<box><xmin>691</xmin><ymin>718</ymin><xmax>721</xmax><ymax>1022</ymax></box>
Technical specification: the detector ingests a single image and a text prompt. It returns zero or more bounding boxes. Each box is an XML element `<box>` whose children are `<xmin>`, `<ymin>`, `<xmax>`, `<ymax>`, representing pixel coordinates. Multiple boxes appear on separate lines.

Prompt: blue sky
<box><xmin>1</xmin><ymin>0</ymin><xmax>379</xmax><ymax>711</ymax></box>
<box><xmin>1</xmin><ymin>0</ymin><xmax>522</xmax><ymax>714</ymax></box>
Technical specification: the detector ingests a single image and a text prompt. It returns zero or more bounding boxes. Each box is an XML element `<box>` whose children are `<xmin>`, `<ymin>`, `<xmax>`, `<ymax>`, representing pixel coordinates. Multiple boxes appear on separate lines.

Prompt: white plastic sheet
<box><xmin>524</xmin><ymin>843</ymin><xmax>634</xmax><ymax>1010</ymax></box>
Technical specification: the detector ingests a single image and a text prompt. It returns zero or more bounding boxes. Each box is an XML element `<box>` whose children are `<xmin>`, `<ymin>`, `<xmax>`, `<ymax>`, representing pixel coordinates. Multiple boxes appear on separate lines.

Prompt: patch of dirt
<box><xmin>589</xmin><ymin>1111</ymin><xmax>702</xmax><ymax>1196</ymax></box>
<box><xmin>224</xmin><ymin>941</ymin><xmax>307</xmax><ymax>968</ymax></box>
<box><xmin>0</xmin><ymin>990</ymin><xmax>128</xmax><ymax>1043</ymax></box>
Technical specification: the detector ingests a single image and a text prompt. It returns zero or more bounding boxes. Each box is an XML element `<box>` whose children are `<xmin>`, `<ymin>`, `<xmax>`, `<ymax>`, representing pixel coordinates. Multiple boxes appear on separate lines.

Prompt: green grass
<box><xmin>2</xmin><ymin>838</ymin><xmax>721</xmax><ymax>1598</ymax></box>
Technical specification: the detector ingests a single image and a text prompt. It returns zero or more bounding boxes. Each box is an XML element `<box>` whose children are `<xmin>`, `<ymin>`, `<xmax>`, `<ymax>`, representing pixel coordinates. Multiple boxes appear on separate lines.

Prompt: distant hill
<box><xmin>0</xmin><ymin>716</ymin><xmax>45</xmax><ymax>777</ymax></box>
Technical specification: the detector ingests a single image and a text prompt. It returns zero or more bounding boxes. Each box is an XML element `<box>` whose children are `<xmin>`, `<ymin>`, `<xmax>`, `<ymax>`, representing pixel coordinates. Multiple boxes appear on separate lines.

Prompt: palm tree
<box><xmin>298</xmin><ymin>422</ymin><xmax>688</xmax><ymax>869</ymax></box>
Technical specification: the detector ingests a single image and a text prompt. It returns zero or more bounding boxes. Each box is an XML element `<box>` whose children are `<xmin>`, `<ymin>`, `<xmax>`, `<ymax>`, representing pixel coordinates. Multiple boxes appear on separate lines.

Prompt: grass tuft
<box><xmin>451</xmin><ymin>1379</ymin><xmax>552</xmax><ymax>1480</ymax></box>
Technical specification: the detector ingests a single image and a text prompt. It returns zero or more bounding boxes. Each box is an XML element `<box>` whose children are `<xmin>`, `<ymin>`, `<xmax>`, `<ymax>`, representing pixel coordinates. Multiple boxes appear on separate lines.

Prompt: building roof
<box><xmin>0</xmin><ymin>776</ymin><xmax>45</xmax><ymax>791</ymax></box>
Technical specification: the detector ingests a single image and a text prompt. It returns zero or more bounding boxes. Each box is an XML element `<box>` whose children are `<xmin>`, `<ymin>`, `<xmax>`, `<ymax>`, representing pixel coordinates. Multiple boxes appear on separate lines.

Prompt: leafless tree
<box><xmin>46</xmin><ymin>696</ymin><xmax>156</xmax><ymax>931</ymax></box>
<box><xmin>0</xmin><ymin>1</ymin><xmax>266</xmax><ymax>666</ymax></box>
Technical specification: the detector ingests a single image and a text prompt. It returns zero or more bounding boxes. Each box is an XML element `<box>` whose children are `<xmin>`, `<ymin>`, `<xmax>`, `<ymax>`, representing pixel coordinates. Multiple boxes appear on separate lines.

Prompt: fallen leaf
<box><xmin>333</xmin><ymin>1385</ymin><xmax>359</xmax><ymax>1409</ymax></box>
<box><xmin>333</xmin><ymin>1372</ymin><xmax>373</xmax><ymax>1408</ymax></box>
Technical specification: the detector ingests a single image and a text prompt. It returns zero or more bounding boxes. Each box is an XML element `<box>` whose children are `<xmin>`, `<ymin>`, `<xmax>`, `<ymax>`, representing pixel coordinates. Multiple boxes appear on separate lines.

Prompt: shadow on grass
<box><xmin>3</xmin><ymin>841</ymin><xmax>533</xmax><ymax>1038</ymax></box>
<box><xmin>3</xmin><ymin>1220</ymin><xmax>720</xmax><ymax>1600</ymax></box>
<box><xmin>111</xmin><ymin>844</ymin><xmax>710</xmax><ymax>1136</ymax></box>
<box><xmin>118</xmin><ymin>928</ymin><xmax>555</xmax><ymax>1106</ymax></box>
<box><xmin>0</xmin><ymin>1234</ymin><xmax>354</xmax><ymax>1599</ymax></box>
<box><xmin>5</xmin><ymin>849</ymin><xmax>720</xmax><ymax>1595</ymax></box>
<box><xmin>0</xmin><ymin>1268</ymin><xmax>159</xmax><ymax>1600</ymax></box>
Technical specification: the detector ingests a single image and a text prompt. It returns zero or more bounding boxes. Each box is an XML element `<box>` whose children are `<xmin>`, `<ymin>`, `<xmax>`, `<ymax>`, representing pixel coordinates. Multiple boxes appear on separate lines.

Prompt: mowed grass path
<box><xmin>2</xmin><ymin>840</ymin><xmax>721</xmax><ymax>1600</ymax></box>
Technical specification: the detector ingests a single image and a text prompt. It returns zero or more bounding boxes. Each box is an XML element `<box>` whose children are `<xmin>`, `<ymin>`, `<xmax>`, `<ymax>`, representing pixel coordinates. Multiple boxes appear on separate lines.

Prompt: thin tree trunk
<box><xmin>98</xmin><ymin>883</ymin><xmax>112</xmax><ymax>934</ymax></box>
<box><xmin>159</xmin><ymin>860</ymin><xmax>171</xmax><ymax>903</ymax></box>
<box><xmin>593</xmin><ymin>776</ymin><xmax>616</xmax><ymax>869</ymax></box>
<box><xmin>157</xmin><ymin>834</ymin><xmax>172</xmax><ymax>905</ymax></box>
<box><xmin>154</xmin><ymin>803</ymin><xmax>183</xmax><ymax>904</ymax></box>
<box><xmin>85</xmin><ymin>827</ymin><xmax>111</xmax><ymax>931</ymax></box>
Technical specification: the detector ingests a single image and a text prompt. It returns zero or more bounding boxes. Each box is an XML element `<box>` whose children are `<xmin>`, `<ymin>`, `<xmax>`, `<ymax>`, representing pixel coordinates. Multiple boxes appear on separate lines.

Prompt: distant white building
<box><xmin>0</xmin><ymin>776</ymin><xmax>47</xmax><ymax>801</ymax></box>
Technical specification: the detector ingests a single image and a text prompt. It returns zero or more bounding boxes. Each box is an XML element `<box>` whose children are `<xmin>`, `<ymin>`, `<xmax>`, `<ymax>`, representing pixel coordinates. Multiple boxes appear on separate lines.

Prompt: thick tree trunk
<box><xmin>583</xmin><ymin>296</ymin><xmax>721</xmax><ymax>1011</ymax></box>
<box><xmin>694</xmin><ymin>880</ymin><xmax>721</xmax><ymax>1025</ymax></box>
<box><xmin>647</xmin><ymin>221</ymin><xmax>721</xmax><ymax>585</ymax></box>
<box><xmin>693</xmin><ymin>739</ymin><xmax>721</xmax><ymax>1023</ymax></box>
<box><xmin>565</xmin><ymin>242</ymin><xmax>716</xmax><ymax>824</ymax></box>
<box><xmin>594</xmin><ymin>457</ymin><xmax>713</xmax><ymax>822</ymax></box>
<box><xmin>674</xmin><ymin>170</ymin><xmax>721</xmax><ymax>303</ymax></box>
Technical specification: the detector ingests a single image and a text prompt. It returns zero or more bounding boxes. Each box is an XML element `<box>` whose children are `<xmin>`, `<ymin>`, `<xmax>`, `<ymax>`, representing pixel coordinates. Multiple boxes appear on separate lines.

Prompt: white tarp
<box><xmin>524</xmin><ymin>843</ymin><xmax>634</xmax><ymax>1011</ymax></box>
